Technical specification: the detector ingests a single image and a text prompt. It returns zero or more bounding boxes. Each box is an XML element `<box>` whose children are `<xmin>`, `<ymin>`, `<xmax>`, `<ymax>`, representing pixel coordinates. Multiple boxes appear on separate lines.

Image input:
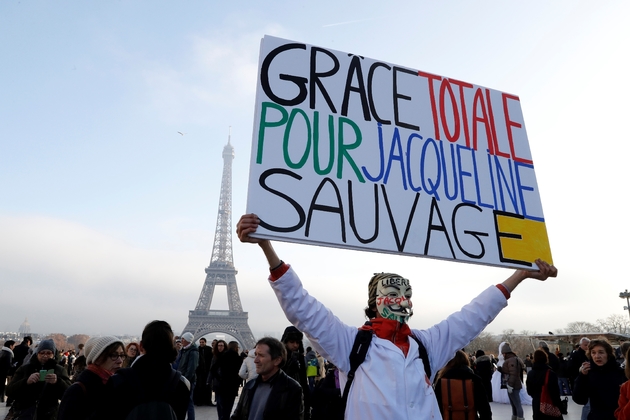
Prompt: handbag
<box><xmin>559</xmin><ymin>397</ymin><xmax>568</xmax><ymax>415</ymax></box>
<box><xmin>540</xmin><ymin>370</ymin><xmax>562</xmax><ymax>417</ymax></box>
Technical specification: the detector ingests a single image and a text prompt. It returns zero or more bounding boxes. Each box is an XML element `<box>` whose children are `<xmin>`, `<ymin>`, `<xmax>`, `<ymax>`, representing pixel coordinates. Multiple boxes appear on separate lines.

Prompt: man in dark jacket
<box><xmin>231</xmin><ymin>337</ymin><xmax>303</xmax><ymax>420</ymax></box>
<box><xmin>6</xmin><ymin>339</ymin><xmax>71</xmax><ymax>420</ymax></box>
<box><xmin>194</xmin><ymin>337</ymin><xmax>213</xmax><ymax>405</ymax></box>
<box><xmin>281</xmin><ymin>326</ymin><xmax>310</xmax><ymax>418</ymax></box>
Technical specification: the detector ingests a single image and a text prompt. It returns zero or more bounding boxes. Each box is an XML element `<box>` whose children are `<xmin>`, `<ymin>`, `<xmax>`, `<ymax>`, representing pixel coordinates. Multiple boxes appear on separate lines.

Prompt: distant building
<box><xmin>18</xmin><ymin>318</ymin><xmax>31</xmax><ymax>335</ymax></box>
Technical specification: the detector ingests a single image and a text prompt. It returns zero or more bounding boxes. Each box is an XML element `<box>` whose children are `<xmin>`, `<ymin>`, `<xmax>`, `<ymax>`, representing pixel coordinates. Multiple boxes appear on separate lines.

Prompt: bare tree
<box><xmin>67</xmin><ymin>334</ymin><xmax>90</xmax><ymax>350</ymax></box>
<box><xmin>597</xmin><ymin>314</ymin><xmax>630</xmax><ymax>334</ymax></box>
<box><xmin>564</xmin><ymin>321</ymin><xmax>601</xmax><ymax>333</ymax></box>
<box><xmin>465</xmin><ymin>332</ymin><xmax>500</xmax><ymax>356</ymax></box>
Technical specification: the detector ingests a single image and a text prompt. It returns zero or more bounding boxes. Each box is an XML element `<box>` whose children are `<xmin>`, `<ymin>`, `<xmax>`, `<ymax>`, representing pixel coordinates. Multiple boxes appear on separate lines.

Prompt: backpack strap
<box><xmin>409</xmin><ymin>334</ymin><xmax>431</xmax><ymax>379</ymax></box>
<box><xmin>341</xmin><ymin>328</ymin><xmax>373</xmax><ymax>405</ymax></box>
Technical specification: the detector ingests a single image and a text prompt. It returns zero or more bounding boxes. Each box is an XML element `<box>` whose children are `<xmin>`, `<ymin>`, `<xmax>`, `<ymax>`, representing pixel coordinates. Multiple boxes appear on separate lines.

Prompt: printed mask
<box><xmin>375</xmin><ymin>275</ymin><xmax>413</xmax><ymax>323</ymax></box>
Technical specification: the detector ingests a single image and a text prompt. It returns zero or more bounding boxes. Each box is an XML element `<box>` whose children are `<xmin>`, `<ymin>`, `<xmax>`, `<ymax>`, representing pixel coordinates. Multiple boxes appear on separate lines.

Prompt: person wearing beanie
<box><xmin>281</xmin><ymin>326</ymin><xmax>311</xmax><ymax>417</ymax></box>
<box><xmin>498</xmin><ymin>342</ymin><xmax>525</xmax><ymax>420</ymax></box>
<box><xmin>6</xmin><ymin>338</ymin><xmax>71</xmax><ymax>420</ymax></box>
<box><xmin>236</xmin><ymin>213</ymin><xmax>558</xmax><ymax>420</ymax></box>
<box><xmin>177</xmin><ymin>332</ymin><xmax>199</xmax><ymax>420</ymax></box>
<box><xmin>58</xmin><ymin>336</ymin><xmax>124</xmax><ymax>420</ymax></box>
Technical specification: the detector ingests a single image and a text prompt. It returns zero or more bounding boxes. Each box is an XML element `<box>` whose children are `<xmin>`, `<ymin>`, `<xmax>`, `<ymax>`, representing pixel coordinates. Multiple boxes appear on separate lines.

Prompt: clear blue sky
<box><xmin>1</xmin><ymin>0</ymin><xmax>628</xmax><ymax>337</ymax></box>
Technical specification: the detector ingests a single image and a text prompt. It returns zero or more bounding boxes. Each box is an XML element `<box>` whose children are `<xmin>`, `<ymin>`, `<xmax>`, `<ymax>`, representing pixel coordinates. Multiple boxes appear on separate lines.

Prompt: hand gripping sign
<box><xmin>246</xmin><ymin>35</ymin><xmax>552</xmax><ymax>270</ymax></box>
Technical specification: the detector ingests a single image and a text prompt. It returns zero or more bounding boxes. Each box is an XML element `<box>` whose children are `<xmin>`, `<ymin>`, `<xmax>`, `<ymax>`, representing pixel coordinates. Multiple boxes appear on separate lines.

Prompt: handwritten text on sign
<box><xmin>246</xmin><ymin>36</ymin><xmax>552</xmax><ymax>269</ymax></box>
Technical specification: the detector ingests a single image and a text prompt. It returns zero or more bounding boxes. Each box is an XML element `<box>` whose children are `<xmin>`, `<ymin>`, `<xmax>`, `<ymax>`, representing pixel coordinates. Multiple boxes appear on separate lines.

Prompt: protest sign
<box><xmin>246</xmin><ymin>35</ymin><xmax>552</xmax><ymax>269</ymax></box>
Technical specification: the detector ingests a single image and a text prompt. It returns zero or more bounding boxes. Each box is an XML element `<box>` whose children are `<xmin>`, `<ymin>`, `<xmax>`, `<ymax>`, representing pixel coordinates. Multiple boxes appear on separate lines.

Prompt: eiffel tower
<box><xmin>181</xmin><ymin>135</ymin><xmax>256</xmax><ymax>350</ymax></box>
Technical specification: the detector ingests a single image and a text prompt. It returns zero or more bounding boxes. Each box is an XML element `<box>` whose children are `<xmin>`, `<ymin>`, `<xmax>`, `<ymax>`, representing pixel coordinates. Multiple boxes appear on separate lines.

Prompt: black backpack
<box><xmin>340</xmin><ymin>324</ymin><xmax>431</xmax><ymax>412</ymax></box>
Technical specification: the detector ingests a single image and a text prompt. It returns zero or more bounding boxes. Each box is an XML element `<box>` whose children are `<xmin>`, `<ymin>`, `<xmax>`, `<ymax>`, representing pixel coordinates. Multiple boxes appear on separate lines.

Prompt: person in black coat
<box><xmin>6</xmin><ymin>339</ymin><xmax>72</xmax><ymax>420</ymax></box>
<box><xmin>211</xmin><ymin>340</ymin><xmax>243</xmax><ymax>420</ymax></box>
<box><xmin>281</xmin><ymin>326</ymin><xmax>311</xmax><ymax>419</ymax></box>
<box><xmin>474</xmin><ymin>350</ymin><xmax>495</xmax><ymax>403</ymax></box>
<box><xmin>526</xmin><ymin>349</ymin><xmax>564</xmax><ymax>420</ymax></box>
<box><xmin>58</xmin><ymin>336</ymin><xmax>125</xmax><ymax>420</ymax></box>
<box><xmin>572</xmin><ymin>339</ymin><xmax>625</xmax><ymax>420</ymax></box>
<box><xmin>434</xmin><ymin>350</ymin><xmax>492</xmax><ymax>420</ymax></box>
<box><xmin>100</xmin><ymin>321</ymin><xmax>191</xmax><ymax>420</ymax></box>
<box><xmin>0</xmin><ymin>340</ymin><xmax>15</xmax><ymax>403</ymax></box>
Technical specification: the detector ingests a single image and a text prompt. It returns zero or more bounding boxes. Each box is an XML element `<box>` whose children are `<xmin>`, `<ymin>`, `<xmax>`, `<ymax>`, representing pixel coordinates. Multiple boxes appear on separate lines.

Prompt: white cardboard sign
<box><xmin>246</xmin><ymin>35</ymin><xmax>552</xmax><ymax>269</ymax></box>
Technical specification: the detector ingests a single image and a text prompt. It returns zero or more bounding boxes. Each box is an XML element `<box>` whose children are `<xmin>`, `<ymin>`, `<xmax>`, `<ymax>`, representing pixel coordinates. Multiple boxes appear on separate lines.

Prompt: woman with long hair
<box><xmin>434</xmin><ymin>350</ymin><xmax>492</xmax><ymax>420</ymax></box>
<box><xmin>58</xmin><ymin>336</ymin><xmax>125</xmax><ymax>420</ymax></box>
<box><xmin>573</xmin><ymin>338</ymin><xmax>624</xmax><ymax>420</ymax></box>
<box><xmin>211</xmin><ymin>340</ymin><xmax>242</xmax><ymax>420</ymax></box>
<box><xmin>526</xmin><ymin>349</ymin><xmax>564</xmax><ymax>420</ymax></box>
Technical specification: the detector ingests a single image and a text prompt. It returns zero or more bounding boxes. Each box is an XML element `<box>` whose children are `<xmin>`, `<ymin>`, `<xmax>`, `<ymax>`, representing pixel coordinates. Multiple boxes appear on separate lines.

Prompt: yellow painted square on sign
<box><xmin>496</xmin><ymin>215</ymin><xmax>553</xmax><ymax>266</ymax></box>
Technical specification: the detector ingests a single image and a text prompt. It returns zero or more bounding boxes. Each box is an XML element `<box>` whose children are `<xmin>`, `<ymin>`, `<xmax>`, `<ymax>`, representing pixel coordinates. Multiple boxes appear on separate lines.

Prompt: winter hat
<box><xmin>281</xmin><ymin>326</ymin><xmax>303</xmax><ymax>343</ymax></box>
<box><xmin>181</xmin><ymin>332</ymin><xmax>194</xmax><ymax>343</ymax></box>
<box><xmin>367</xmin><ymin>272</ymin><xmax>404</xmax><ymax>311</ymax></box>
<box><xmin>37</xmin><ymin>339</ymin><xmax>56</xmax><ymax>354</ymax></box>
<box><xmin>538</xmin><ymin>340</ymin><xmax>549</xmax><ymax>349</ymax></box>
<box><xmin>85</xmin><ymin>336</ymin><xmax>123</xmax><ymax>365</ymax></box>
<box><xmin>500</xmin><ymin>342</ymin><xmax>512</xmax><ymax>354</ymax></box>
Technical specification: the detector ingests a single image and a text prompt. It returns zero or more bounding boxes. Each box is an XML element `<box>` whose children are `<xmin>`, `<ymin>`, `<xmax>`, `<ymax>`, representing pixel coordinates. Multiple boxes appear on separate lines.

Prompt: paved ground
<box><xmin>0</xmin><ymin>395</ymin><xmax>584</xmax><ymax>419</ymax></box>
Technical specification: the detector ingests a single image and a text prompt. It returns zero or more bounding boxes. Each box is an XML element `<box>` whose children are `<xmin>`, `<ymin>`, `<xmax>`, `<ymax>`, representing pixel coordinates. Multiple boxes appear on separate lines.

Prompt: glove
<box><xmin>506</xmin><ymin>384</ymin><xmax>514</xmax><ymax>394</ymax></box>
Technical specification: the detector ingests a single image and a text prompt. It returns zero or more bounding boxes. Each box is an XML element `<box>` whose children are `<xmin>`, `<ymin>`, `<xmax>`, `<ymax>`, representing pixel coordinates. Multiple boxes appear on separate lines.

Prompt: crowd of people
<box><xmin>2</xmin><ymin>326</ymin><xmax>630</xmax><ymax>420</ymax></box>
<box><xmin>0</xmin><ymin>212</ymin><xmax>627</xmax><ymax>420</ymax></box>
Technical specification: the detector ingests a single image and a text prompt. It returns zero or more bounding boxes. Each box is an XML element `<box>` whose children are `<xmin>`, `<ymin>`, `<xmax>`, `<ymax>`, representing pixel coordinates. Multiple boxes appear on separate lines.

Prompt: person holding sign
<box><xmin>237</xmin><ymin>213</ymin><xmax>557</xmax><ymax>420</ymax></box>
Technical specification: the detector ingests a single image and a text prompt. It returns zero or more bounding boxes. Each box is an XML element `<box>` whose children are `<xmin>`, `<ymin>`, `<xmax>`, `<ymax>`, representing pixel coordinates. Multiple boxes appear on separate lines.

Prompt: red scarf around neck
<box><xmin>364</xmin><ymin>318</ymin><xmax>412</xmax><ymax>356</ymax></box>
<box><xmin>87</xmin><ymin>363</ymin><xmax>115</xmax><ymax>384</ymax></box>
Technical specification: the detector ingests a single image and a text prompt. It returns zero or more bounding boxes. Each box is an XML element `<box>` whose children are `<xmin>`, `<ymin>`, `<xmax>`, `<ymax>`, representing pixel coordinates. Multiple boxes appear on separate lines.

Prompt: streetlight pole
<box><xmin>620</xmin><ymin>289</ymin><xmax>630</xmax><ymax>321</ymax></box>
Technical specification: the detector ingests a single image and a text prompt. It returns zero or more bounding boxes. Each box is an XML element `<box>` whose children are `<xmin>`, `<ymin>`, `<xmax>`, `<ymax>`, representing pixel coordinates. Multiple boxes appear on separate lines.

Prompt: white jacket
<box><xmin>238</xmin><ymin>348</ymin><xmax>258</xmax><ymax>382</ymax></box>
<box><xmin>270</xmin><ymin>267</ymin><xmax>508</xmax><ymax>420</ymax></box>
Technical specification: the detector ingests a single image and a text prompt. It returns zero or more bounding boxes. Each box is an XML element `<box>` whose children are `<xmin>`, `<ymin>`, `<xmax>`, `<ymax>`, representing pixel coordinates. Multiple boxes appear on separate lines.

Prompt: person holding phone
<box><xmin>6</xmin><ymin>338</ymin><xmax>71</xmax><ymax>420</ymax></box>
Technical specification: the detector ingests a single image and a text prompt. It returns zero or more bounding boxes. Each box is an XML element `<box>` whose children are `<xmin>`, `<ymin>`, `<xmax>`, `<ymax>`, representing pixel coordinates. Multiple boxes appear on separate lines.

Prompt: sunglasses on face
<box><xmin>109</xmin><ymin>353</ymin><xmax>125</xmax><ymax>361</ymax></box>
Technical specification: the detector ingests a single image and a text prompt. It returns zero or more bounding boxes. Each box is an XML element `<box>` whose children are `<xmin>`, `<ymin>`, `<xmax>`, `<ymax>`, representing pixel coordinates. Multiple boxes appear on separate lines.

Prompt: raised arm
<box><xmin>236</xmin><ymin>213</ymin><xmax>281</xmax><ymax>269</ymax></box>
<box><xmin>501</xmin><ymin>259</ymin><xmax>558</xmax><ymax>293</ymax></box>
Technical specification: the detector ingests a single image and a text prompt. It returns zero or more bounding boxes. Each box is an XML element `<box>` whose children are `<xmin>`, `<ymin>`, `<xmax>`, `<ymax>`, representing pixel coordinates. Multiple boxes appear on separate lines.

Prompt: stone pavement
<box><xmin>0</xmin><ymin>396</ymin><xmax>584</xmax><ymax>419</ymax></box>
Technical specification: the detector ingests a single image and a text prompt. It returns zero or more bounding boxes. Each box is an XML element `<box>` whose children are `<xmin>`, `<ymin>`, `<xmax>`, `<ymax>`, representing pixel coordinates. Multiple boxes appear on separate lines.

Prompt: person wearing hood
<box><xmin>282</xmin><ymin>326</ymin><xmax>311</xmax><ymax>418</ymax></box>
<box><xmin>6</xmin><ymin>338</ymin><xmax>72</xmax><ymax>419</ymax></box>
<box><xmin>58</xmin><ymin>336</ymin><xmax>125</xmax><ymax>420</ymax></box>
<box><xmin>239</xmin><ymin>348</ymin><xmax>258</xmax><ymax>383</ymax></box>
<box><xmin>236</xmin><ymin>214</ymin><xmax>557</xmax><ymax>420</ymax></box>
<box><xmin>572</xmin><ymin>339</ymin><xmax>625</xmax><ymax>420</ymax></box>
<box><xmin>1</xmin><ymin>340</ymin><xmax>15</xmax><ymax>403</ymax></box>
<box><xmin>498</xmin><ymin>342</ymin><xmax>525</xmax><ymax>420</ymax></box>
<box><xmin>474</xmin><ymin>350</ymin><xmax>495</xmax><ymax>403</ymax></box>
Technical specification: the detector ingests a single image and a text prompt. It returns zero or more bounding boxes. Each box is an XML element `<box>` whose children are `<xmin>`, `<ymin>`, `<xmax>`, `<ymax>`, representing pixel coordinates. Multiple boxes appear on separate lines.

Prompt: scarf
<box><xmin>87</xmin><ymin>363</ymin><xmax>115</xmax><ymax>384</ymax></box>
<box><xmin>364</xmin><ymin>318</ymin><xmax>412</xmax><ymax>356</ymax></box>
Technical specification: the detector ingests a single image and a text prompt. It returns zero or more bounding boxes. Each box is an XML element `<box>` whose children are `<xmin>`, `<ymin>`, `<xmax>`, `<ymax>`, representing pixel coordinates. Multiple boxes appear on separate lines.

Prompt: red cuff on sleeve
<box><xmin>495</xmin><ymin>284</ymin><xmax>510</xmax><ymax>300</ymax></box>
<box><xmin>269</xmin><ymin>263</ymin><xmax>290</xmax><ymax>281</ymax></box>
